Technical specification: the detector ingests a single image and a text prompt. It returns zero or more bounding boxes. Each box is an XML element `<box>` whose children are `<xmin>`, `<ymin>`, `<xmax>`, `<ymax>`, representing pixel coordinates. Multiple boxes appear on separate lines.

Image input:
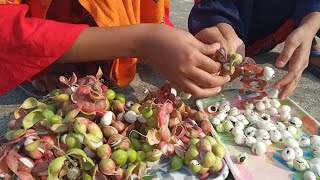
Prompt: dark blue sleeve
<box><xmin>293</xmin><ymin>0</ymin><xmax>320</xmax><ymax>37</ymax></box>
<box><xmin>188</xmin><ymin>0</ymin><xmax>244</xmax><ymax>38</ymax></box>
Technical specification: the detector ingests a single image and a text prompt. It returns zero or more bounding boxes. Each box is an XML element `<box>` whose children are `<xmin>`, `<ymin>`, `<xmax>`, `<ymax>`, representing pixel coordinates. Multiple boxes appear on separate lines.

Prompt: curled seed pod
<box><xmin>245</xmin><ymin>127</ymin><xmax>257</xmax><ymax>137</ymax></box>
<box><xmin>243</xmin><ymin>103</ymin><xmax>255</xmax><ymax>110</ymax></box>
<box><xmin>234</xmin><ymin>134</ymin><xmax>246</xmax><ymax>145</ymax></box>
<box><xmin>210</xmin><ymin>117</ymin><xmax>221</xmax><ymax>126</ymax></box>
<box><xmin>278</xmin><ymin>105</ymin><xmax>291</xmax><ymax>114</ymax></box>
<box><xmin>275</xmin><ymin>122</ymin><xmax>286</xmax><ymax>131</ymax></box>
<box><xmin>304</xmin><ymin>170</ymin><xmax>316</xmax><ymax>180</ymax></box>
<box><xmin>244</xmin><ymin>109</ymin><xmax>254</xmax><ymax>116</ymax></box>
<box><xmin>280</xmin><ymin>112</ymin><xmax>291</xmax><ymax>122</ymax></box>
<box><xmin>293</xmin><ymin>157</ymin><xmax>309</xmax><ymax>171</ymax></box>
<box><xmin>235</xmin><ymin>114</ymin><xmax>246</xmax><ymax>121</ymax></box>
<box><xmin>246</xmin><ymin>136</ymin><xmax>257</xmax><ymax>147</ymax></box>
<box><xmin>283</xmin><ymin>137</ymin><xmax>299</xmax><ymax>148</ymax></box>
<box><xmin>235</xmin><ymin>121</ymin><xmax>245</xmax><ymax>130</ymax></box>
<box><xmin>223</xmin><ymin>121</ymin><xmax>234</xmax><ymax>132</ymax></box>
<box><xmin>289</xmin><ymin>117</ymin><xmax>302</xmax><ymax>128</ymax></box>
<box><xmin>215</xmin><ymin>124</ymin><xmax>225</xmax><ymax>133</ymax></box>
<box><xmin>259</xmin><ymin>113</ymin><xmax>271</xmax><ymax>121</ymax></box>
<box><xmin>270</xmin><ymin>130</ymin><xmax>281</xmax><ymax>143</ymax></box>
<box><xmin>263</xmin><ymin>66</ymin><xmax>275</xmax><ymax>81</ymax></box>
<box><xmin>268</xmin><ymin>89</ymin><xmax>279</xmax><ymax>99</ymax></box>
<box><xmin>255</xmin><ymin>129</ymin><xmax>270</xmax><ymax>140</ymax></box>
<box><xmin>310</xmin><ymin>135</ymin><xmax>320</xmax><ymax>145</ymax></box>
<box><xmin>215</xmin><ymin>112</ymin><xmax>228</xmax><ymax>121</ymax></box>
<box><xmin>286</xmin><ymin>126</ymin><xmax>297</xmax><ymax>135</ymax></box>
<box><xmin>310</xmin><ymin>164</ymin><xmax>320</xmax><ymax>176</ymax></box>
<box><xmin>266</xmin><ymin>107</ymin><xmax>278</xmax><ymax>116</ymax></box>
<box><xmin>299</xmin><ymin>137</ymin><xmax>311</xmax><ymax>147</ymax></box>
<box><xmin>252</xmin><ymin>142</ymin><xmax>267</xmax><ymax>155</ymax></box>
<box><xmin>264</xmin><ymin>100</ymin><xmax>271</xmax><ymax>109</ymax></box>
<box><xmin>226</xmin><ymin>116</ymin><xmax>238</xmax><ymax>124</ymax></box>
<box><xmin>270</xmin><ymin>99</ymin><xmax>281</xmax><ymax>109</ymax></box>
<box><xmin>229</xmin><ymin>107</ymin><xmax>239</xmax><ymax>116</ymax></box>
<box><xmin>280</xmin><ymin>130</ymin><xmax>293</xmax><ymax>141</ymax></box>
<box><xmin>294</xmin><ymin>147</ymin><xmax>303</xmax><ymax>158</ymax></box>
<box><xmin>232</xmin><ymin>126</ymin><xmax>244</xmax><ymax>136</ymax></box>
<box><xmin>237</xmin><ymin>152</ymin><xmax>248</xmax><ymax>164</ymax></box>
<box><xmin>282</xmin><ymin>147</ymin><xmax>296</xmax><ymax>162</ymax></box>
<box><xmin>255</xmin><ymin>101</ymin><xmax>266</xmax><ymax>112</ymax></box>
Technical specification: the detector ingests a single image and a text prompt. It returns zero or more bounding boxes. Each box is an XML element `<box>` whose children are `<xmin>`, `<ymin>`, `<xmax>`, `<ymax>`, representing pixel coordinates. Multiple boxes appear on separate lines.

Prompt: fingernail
<box><xmin>277</xmin><ymin>60</ymin><xmax>284</xmax><ymax>67</ymax></box>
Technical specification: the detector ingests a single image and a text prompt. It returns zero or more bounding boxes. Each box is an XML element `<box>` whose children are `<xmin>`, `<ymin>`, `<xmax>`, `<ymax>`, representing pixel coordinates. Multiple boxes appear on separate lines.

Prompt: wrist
<box><xmin>299</xmin><ymin>12</ymin><xmax>320</xmax><ymax>36</ymax></box>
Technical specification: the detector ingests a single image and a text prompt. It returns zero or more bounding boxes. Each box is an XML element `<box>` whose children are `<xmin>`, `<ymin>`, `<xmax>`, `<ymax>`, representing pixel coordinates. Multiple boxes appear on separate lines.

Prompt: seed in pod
<box><xmin>232</xmin><ymin>126</ymin><xmax>244</xmax><ymax>136</ymax></box>
<box><xmin>266</xmin><ymin>107</ymin><xmax>278</xmax><ymax>116</ymax></box>
<box><xmin>261</xmin><ymin>139</ymin><xmax>272</xmax><ymax>146</ymax></box>
<box><xmin>234</xmin><ymin>134</ymin><xmax>246</xmax><ymax>145</ymax></box>
<box><xmin>310</xmin><ymin>164</ymin><xmax>320</xmax><ymax>176</ymax></box>
<box><xmin>256</xmin><ymin>121</ymin><xmax>270</xmax><ymax>131</ymax></box>
<box><xmin>255</xmin><ymin>129</ymin><xmax>270</xmax><ymax>140</ymax></box>
<box><xmin>246</xmin><ymin>136</ymin><xmax>257</xmax><ymax>147</ymax></box>
<box><xmin>246</xmin><ymin>112</ymin><xmax>259</xmax><ymax>124</ymax></box>
<box><xmin>270</xmin><ymin>130</ymin><xmax>281</xmax><ymax>142</ymax></box>
<box><xmin>245</xmin><ymin>127</ymin><xmax>257</xmax><ymax>137</ymax></box>
<box><xmin>189</xmin><ymin>160</ymin><xmax>201</xmax><ymax>173</ymax></box>
<box><xmin>235</xmin><ymin>114</ymin><xmax>246</xmax><ymax>121</ymax></box>
<box><xmin>286</xmin><ymin>126</ymin><xmax>297</xmax><ymax>135</ymax></box>
<box><xmin>207</xmin><ymin>103</ymin><xmax>220</xmax><ymax>114</ymax></box>
<box><xmin>264</xmin><ymin>100</ymin><xmax>271</xmax><ymax>109</ymax></box>
<box><xmin>312</xmin><ymin>142</ymin><xmax>320</xmax><ymax>151</ymax></box>
<box><xmin>255</xmin><ymin>101</ymin><xmax>266</xmax><ymax>112</ymax></box>
<box><xmin>124</xmin><ymin>110</ymin><xmax>137</xmax><ymax>123</ymax></box>
<box><xmin>280</xmin><ymin>130</ymin><xmax>293</xmax><ymax>141</ymax></box>
<box><xmin>244</xmin><ymin>109</ymin><xmax>253</xmax><ymax>116</ymax></box>
<box><xmin>294</xmin><ymin>147</ymin><xmax>303</xmax><ymax>158</ymax></box>
<box><xmin>211</xmin><ymin>117</ymin><xmax>221</xmax><ymax>126</ymax></box>
<box><xmin>125</xmin><ymin>101</ymin><xmax>134</xmax><ymax>109</ymax></box>
<box><xmin>229</xmin><ymin>107</ymin><xmax>239</xmax><ymax>116</ymax></box>
<box><xmin>197</xmin><ymin>139</ymin><xmax>212</xmax><ymax>152</ymax></box>
<box><xmin>275</xmin><ymin>122</ymin><xmax>286</xmax><ymax>131</ymax></box>
<box><xmin>259</xmin><ymin>113</ymin><xmax>271</xmax><ymax>122</ymax></box>
<box><xmin>237</xmin><ymin>152</ymin><xmax>248</xmax><ymax>164</ymax></box>
<box><xmin>226</xmin><ymin>116</ymin><xmax>238</xmax><ymax>124</ymax></box>
<box><xmin>252</xmin><ymin>142</ymin><xmax>267</xmax><ymax>155</ymax></box>
<box><xmin>215</xmin><ymin>112</ymin><xmax>228</xmax><ymax>121</ymax></box>
<box><xmin>223</xmin><ymin>121</ymin><xmax>234</xmax><ymax>132</ymax></box>
<box><xmin>289</xmin><ymin>117</ymin><xmax>302</xmax><ymax>128</ymax></box>
<box><xmin>293</xmin><ymin>157</ymin><xmax>309</xmax><ymax>171</ymax></box>
<box><xmin>243</xmin><ymin>103</ymin><xmax>255</xmax><ymax>110</ymax></box>
<box><xmin>278</xmin><ymin>105</ymin><xmax>291</xmax><ymax>114</ymax></box>
<box><xmin>67</xmin><ymin>167</ymin><xmax>81</xmax><ymax>180</ymax></box>
<box><xmin>241</xmin><ymin>119</ymin><xmax>250</xmax><ymax>126</ymax></box>
<box><xmin>284</xmin><ymin>137</ymin><xmax>299</xmax><ymax>149</ymax></box>
<box><xmin>299</xmin><ymin>137</ymin><xmax>311</xmax><ymax>147</ymax></box>
<box><xmin>304</xmin><ymin>170</ymin><xmax>316</xmax><ymax>180</ymax></box>
<box><xmin>268</xmin><ymin>89</ymin><xmax>279</xmax><ymax>99</ymax></box>
<box><xmin>215</xmin><ymin>124</ymin><xmax>225</xmax><ymax>133</ymax></box>
<box><xmin>270</xmin><ymin>99</ymin><xmax>281</xmax><ymax>109</ymax></box>
<box><xmin>310</xmin><ymin>135</ymin><xmax>320</xmax><ymax>145</ymax></box>
<box><xmin>282</xmin><ymin>147</ymin><xmax>296</xmax><ymax>161</ymax></box>
<box><xmin>263</xmin><ymin>66</ymin><xmax>275</xmax><ymax>81</ymax></box>
<box><xmin>313</xmin><ymin>150</ymin><xmax>320</xmax><ymax>158</ymax></box>
<box><xmin>280</xmin><ymin>112</ymin><xmax>291</xmax><ymax>122</ymax></box>
<box><xmin>235</xmin><ymin>121</ymin><xmax>245</xmax><ymax>130</ymax></box>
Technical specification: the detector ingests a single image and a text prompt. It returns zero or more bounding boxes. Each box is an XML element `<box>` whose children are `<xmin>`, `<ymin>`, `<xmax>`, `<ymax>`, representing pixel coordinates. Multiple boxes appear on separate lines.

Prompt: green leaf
<box><xmin>47</xmin><ymin>156</ymin><xmax>67</xmax><ymax>180</ymax></box>
<box><xmin>66</xmin><ymin>149</ymin><xmax>95</xmax><ymax>169</ymax></box>
<box><xmin>50</xmin><ymin>123</ymin><xmax>69</xmax><ymax>133</ymax></box>
<box><xmin>142</xmin><ymin>175</ymin><xmax>155</xmax><ymax>180</ymax></box>
<box><xmin>22</xmin><ymin>109</ymin><xmax>45</xmax><ymax>129</ymax></box>
<box><xmin>20</xmin><ymin>97</ymin><xmax>38</xmax><ymax>109</ymax></box>
<box><xmin>125</xmin><ymin>164</ymin><xmax>137</xmax><ymax>180</ymax></box>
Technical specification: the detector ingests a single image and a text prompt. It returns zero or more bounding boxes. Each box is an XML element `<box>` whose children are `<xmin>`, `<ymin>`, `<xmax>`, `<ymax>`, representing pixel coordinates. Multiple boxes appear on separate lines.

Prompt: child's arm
<box><xmin>0</xmin><ymin>4</ymin><xmax>230</xmax><ymax>97</ymax></box>
<box><xmin>275</xmin><ymin>10</ymin><xmax>320</xmax><ymax>100</ymax></box>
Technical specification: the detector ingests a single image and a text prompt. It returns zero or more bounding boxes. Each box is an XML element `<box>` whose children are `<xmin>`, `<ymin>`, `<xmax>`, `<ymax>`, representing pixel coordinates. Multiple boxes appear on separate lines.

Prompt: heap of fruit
<box><xmin>0</xmin><ymin>68</ymin><xmax>225</xmax><ymax>180</ymax></box>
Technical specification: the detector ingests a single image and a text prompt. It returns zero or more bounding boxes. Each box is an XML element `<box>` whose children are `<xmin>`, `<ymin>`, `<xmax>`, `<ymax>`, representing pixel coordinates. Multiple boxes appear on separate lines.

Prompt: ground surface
<box><xmin>0</xmin><ymin>1</ymin><xmax>319</xmax><ymax>179</ymax></box>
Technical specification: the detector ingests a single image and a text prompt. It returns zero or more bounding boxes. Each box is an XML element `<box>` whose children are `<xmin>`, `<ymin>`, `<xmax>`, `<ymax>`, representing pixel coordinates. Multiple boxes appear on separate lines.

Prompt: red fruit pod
<box><xmin>99</xmin><ymin>158</ymin><xmax>116</xmax><ymax>175</ymax></box>
<box><xmin>200</xmin><ymin>120</ymin><xmax>213</xmax><ymax>135</ymax></box>
<box><xmin>185</xmin><ymin>128</ymin><xmax>199</xmax><ymax>139</ymax></box>
<box><xmin>158</xmin><ymin>126</ymin><xmax>171</xmax><ymax>143</ymax></box>
<box><xmin>180</xmin><ymin>136</ymin><xmax>190</xmax><ymax>144</ymax></box>
<box><xmin>26</xmin><ymin>148</ymin><xmax>44</xmax><ymax>160</ymax></box>
<box><xmin>194</xmin><ymin>110</ymin><xmax>209</xmax><ymax>122</ymax></box>
<box><xmin>111</xmin><ymin>120</ymin><xmax>126</xmax><ymax>133</ymax></box>
<box><xmin>102</xmin><ymin>125</ymin><xmax>119</xmax><ymax>138</ymax></box>
<box><xmin>158</xmin><ymin>141</ymin><xmax>175</xmax><ymax>155</ymax></box>
<box><xmin>17</xmin><ymin>157</ymin><xmax>35</xmax><ymax>173</ymax></box>
<box><xmin>39</xmin><ymin>135</ymin><xmax>57</xmax><ymax>149</ymax></box>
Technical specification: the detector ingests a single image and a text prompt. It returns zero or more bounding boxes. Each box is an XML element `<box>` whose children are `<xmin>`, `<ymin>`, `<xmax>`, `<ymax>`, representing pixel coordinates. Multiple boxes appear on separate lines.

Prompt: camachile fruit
<box><xmin>145</xmin><ymin>149</ymin><xmax>162</xmax><ymax>162</ymax></box>
<box><xmin>186</xmin><ymin>145</ymin><xmax>200</xmax><ymax>159</ymax></box>
<box><xmin>110</xmin><ymin>149</ymin><xmax>128</xmax><ymax>166</ymax></box>
<box><xmin>131</xmin><ymin>138</ymin><xmax>142</xmax><ymax>151</ymax></box>
<box><xmin>66</xmin><ymin>133</ymin><xmax>82</xmax><ymax>149</ymax></box>
<box><xmin>169</xmin><ymin>155</ymin><xmax>183</xmax><ymax>172</ymax></box>
<box><xmin>146</xmin><ymin>116</ymin><xmax>157</xmax><ymax>128</ymax></box>
<box><xmin>97</xmin><ymin>144</ymin><xmax>112</xmax><ymax>159</ymax></box>
<box><xmin>142</xmin><ymin>143</ymin><xmax>153</xmax><ymax>152</ymax></box>
<box><xmin>114</xmin><ymin>168</ymin><xmax>125</xmax><ymax>180</ymax></box>
<box><xmin>111</xmin><ymin>120</ymin><xmax>125</xmax><ymax>133</ymax></box>
<box><xmin>200</xmin><ymin>120</ymin><xmax>213</xmax><ymax>135</ymax></box>
<box><xmin>189</xmin><ymin>160</ymin><xmax>201</xmax><ymax>173</ymax></box>
<box><xmin>115</xmin><ymin>93</ymin><xmax>126</xmax><ymax>103</ymax></box>
<box><xmin>106</xmin><ymin>89</ymin><xmax>116</xmax><ymax>100</ymax></box>
<box><xmin>203</xmin><ymin>136</ymin><xmax>218</xmax><ymax>147</ymax></box>
<box><xmin>209</xmin><ymin>157</ymin><xmax>223</xmax><ymax>172</ymax></box>
<box><xmin>197</xmin><ymin>139</ymin><xmax>212</xmax><ymax>152</ymax></box>
<box><xmin>186</xmin><ymin>128</ymin><xmax>199</xmax><ymax>139</ymax></box>
<box><xmin>212</xmin><ymin>144</ymin><xmax>225</xmax><ymax>158</ymax></box>
<box><xmin>194</xmin><ymin>110</ymin><xmax>208</xmax><ymax>122</ymax></box>
<box><xmin>115</xmin><ymin>137</ymin><xmax>131</xmax><ymax>150</ymax></box>
<box><xmin>203</xmin><ymin>151</ymin><xmax>217</xmax><ymax>168</ymax></box>
<box><xmin>136</xmin><ymin>151</ymin><xmax>146</xmax><ymax>162</ymax></box>
<box><xmin>112</xmin><ymin>100</ymin><xmax>125</xmax><ymax>112</ymax></box>
<box><xmin>99</xmin><ymin>158</ymin><xmax>116</xmax><ymax>174</ymax></box>
<box><xmin>188</xmin><ymin>138</ymin><xmax>200</xmax><ymax>146</ymax></box>
<box><xmin>126</xmin><ymin>148</ymin><xmax>138</xmax><ymax>163</ymax></box>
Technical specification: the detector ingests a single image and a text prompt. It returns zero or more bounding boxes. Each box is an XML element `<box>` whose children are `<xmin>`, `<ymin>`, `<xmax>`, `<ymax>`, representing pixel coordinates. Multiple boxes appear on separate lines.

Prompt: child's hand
<box><xmin>194</xmin><ymin>23</ymin><xmax>245</xmax><ymax>80</ymax></box>
<box><xmin>141</xmin><ymin>24</ymin><xmax>230</xmax><ymax>97</ymax></box>
<box><xmin>274</xmin><ymin>27</ymin><xmax>314</xmax><ymax>100</ymax></box>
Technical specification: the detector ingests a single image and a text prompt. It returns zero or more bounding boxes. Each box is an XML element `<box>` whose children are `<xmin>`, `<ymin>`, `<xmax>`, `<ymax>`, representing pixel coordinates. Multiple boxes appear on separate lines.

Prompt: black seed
<box><xmin>240</xmin><ymin>156</ymin><xmax>246</xmax><ymax>162</ymax></box>
<box><xmin>262</xmin><ymin>116</ymin><xmax>268</xmax><ymax>120</ymax></box>
<box><xmin>209</xmin><ymin>106</ymin><xmax>216</xmax><ymax>112</ymax></box>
